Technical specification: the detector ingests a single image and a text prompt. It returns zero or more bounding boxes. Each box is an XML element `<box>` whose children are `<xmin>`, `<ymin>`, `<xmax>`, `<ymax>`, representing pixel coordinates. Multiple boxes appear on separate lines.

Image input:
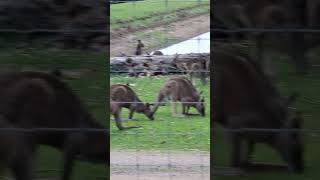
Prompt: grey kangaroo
<box><xmin>110</xmin><ymin>84</ymin><xmax>153</xmax><ymax>122</ymax></box>
<box><xmin>151</xmin><ymin>77</ymin><xmax>205</xmax><ymax>117</ymax></box>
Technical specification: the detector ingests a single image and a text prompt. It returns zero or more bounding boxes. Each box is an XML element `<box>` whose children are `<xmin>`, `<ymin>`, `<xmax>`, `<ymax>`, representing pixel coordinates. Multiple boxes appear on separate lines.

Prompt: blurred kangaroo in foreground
<box><xmin>0</xmin><ymin>116</ymin><xmax>33</xmax><ymax>180</ymax></box>
<box><xmin>214</xmin><ymin>48</ymin><xmax>304</xmax><ymax>173</ymax></box>
<box><xmin>151</xmin><ymin>77</ymin><xmax>205</xmax><ymax>117</ymax></box>
<box><xmin>0</xmin><ymin>71</ymin><xmax>108</xmax><ymax>180</ymax></box>
<box><xmin>110</xmin><ymin>84</ymin><xmax>153</xmax><ymax>129</ymax></box>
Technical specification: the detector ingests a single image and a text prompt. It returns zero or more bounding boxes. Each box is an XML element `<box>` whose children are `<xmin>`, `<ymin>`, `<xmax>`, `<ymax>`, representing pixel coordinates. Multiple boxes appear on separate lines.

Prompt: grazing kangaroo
<box><xmin>151</xmin><ymin>77</ymin><xmax>205</xmax><ymax>117</ymax></box>
<box><xmin>214</xmin><ymin>48</ymin><xmax>304</xmax><ymax>173</ymax></box>
<box><xmin>110</xmin><ymin>84</ymin><xmax>153</xmax><ymax>121</ymax></box>
<box><xmin>0</xmin><ymin>71</ymin><xmax>108</xmax><ymax>180</ymax></box>
<box><xmin>110</xmin><ymin>85</ymin><xmax>144</xmax><ymax>130</ymax></box>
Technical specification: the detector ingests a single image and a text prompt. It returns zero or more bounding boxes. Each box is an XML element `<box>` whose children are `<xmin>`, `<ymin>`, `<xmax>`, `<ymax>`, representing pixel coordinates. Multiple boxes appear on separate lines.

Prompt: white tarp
<box><xmin>158</xmin><ymin>32</ymin><xmax>210</xmax><ymax>55</ymax></box>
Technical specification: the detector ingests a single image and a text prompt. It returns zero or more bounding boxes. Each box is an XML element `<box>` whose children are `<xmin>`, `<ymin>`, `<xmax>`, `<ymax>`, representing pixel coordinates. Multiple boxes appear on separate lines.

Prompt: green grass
<box><xmin>110</xmin><ymin>0</ymin><xmax>210</xmax><ymax>30</ymax></box>
<box><xmin>214</xmin><ymin>51</ymin><xmax>320</xmax><ymax>180</ymax></box>
<box><xmin>111</xmin><ymin>0</ymin><xmax>209</xmax><ymax>22</ymax></box>
<box><xmin>0</xmin><ymin>48</ymin><xmax>107</xmax><ymax>179</ymax></box>
<box><xmin>110</xmin><ymin>75</ymin><xmax>210</xmax><ymax>152</ymax></box>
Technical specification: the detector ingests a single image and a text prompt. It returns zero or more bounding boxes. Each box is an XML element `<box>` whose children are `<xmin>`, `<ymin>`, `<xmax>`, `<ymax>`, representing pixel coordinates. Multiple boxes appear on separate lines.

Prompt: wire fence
<box><xmin>110</xmin><ymin>0</ymin><xmax>210</xmax><ymax>179</ymax></box>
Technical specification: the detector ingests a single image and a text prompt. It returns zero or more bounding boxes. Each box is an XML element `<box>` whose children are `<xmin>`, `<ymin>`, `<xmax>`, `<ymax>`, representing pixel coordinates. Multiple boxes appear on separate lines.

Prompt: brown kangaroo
<box><xmin>0</xmin><ymin>71</ymin><xmax>108</xmax><ymax>180</ymax></box>
<box><xmin>110</xmin><ymin>85</ymin><xmax>142</xmax><ymax>130</ymax></box>
<box><xmin>151</xmin><ymin>77</ymin><xmax>205</xmax><ymax>117</ymax></box>
<box><xmin>110</xmin><ymin>84</ymin><xmax>153</xmax><ymax>121</ymax></box>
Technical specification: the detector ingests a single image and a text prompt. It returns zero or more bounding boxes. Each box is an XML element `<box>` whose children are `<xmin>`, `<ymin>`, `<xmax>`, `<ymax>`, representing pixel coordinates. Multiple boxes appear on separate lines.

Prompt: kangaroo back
<box><xmin>110</xmin><ymin>84</ymin><xmax>141</xmax><ymax>103</ymax></box>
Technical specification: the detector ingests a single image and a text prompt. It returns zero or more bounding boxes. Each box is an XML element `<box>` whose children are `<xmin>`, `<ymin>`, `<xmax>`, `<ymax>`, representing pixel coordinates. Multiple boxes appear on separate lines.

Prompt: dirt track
<box><xmin>110</xmin><ymin>150</ymin><xmax>210</xmax><ymax>180</ymax></box>
<box><xmin>110</xmin><ymin>14</ymin><xmax>210</xmax><ymax>56</ymax></box>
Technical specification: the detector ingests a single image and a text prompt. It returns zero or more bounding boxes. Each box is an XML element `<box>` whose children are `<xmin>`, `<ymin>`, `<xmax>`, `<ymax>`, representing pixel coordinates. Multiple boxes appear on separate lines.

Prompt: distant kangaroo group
<box><xmin>110</xmin><ymin>76</ymin><xmax>206</xmax><ymax>130</ymax></box>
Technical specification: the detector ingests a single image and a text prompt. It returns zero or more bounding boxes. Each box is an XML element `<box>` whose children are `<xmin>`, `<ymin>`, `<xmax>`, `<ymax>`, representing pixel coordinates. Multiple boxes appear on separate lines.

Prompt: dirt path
<box><xmin>110</xmin><ymin>14</ymin><xmax>210</xmax><ymax>56</ymax></box>
<box><xmin>110</xmin><ymin>150</ymin><xmax>210</xmax><ymax>180</ymax></box>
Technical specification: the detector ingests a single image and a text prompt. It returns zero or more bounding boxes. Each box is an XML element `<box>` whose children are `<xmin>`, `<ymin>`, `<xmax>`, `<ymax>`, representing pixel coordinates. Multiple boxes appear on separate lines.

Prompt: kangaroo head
<box><xmin>136</xmin><ymin>102</ymin><xmax>154</xmax><ymax>120</ymax></box>
<box><xmin>145</xmin><ymin>103</ymin><xmax>155</xmax><ymax>120</ymax></box>
<box><xmin>195</xmin><ymin>97</ymin><xmax>205</xmax><ymax>116</ymax></box>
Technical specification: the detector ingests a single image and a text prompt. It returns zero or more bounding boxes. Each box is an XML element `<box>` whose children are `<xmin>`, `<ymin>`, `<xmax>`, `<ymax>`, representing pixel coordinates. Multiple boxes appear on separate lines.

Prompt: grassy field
<box><xmin>0</xmin><ymin>48</ymin><xmax>107</xmax><ymax>179</ymax></box>
<box><xmin>214</xmin><ymin>51</ymin><xmax>320</xmax><ymax>180</ymax></box>
<box><xmin>110</xmin><ymin>0</ymin><xmax>210</xmax><ymax>30</ymax></box>
<box><xmin>110</xmin><ymin>75</ymin><xmax>210</xmax><ymax>152</ymax></box>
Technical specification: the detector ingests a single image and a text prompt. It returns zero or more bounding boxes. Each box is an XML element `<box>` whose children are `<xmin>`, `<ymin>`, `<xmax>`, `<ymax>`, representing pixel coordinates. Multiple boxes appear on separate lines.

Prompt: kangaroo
<box><xmin>214</xmin><ymin>48</ymin><xmax>304</xmax><ymax>173</ymax></box>
<box><xmin>151</xmin><ymin>77</ymin><xmax>205</xmax><ymax>117</ymax></box>
<box><xmin>189</xmin><ymin>62</ymin><xmax>209</xmax><ymax>85</ymax></box>
<box><xmin>135</xmin><ymin>39</ymin><xmax>145</xmax><ymax>55</ymax></box>
<box><xmin>111</xmin><ymin>84</ymin><xmax>153</xmax><ymax>121</ymax></box>
<box><xmin>110</xmin><ymin>85</ymin><xmax>142</xmax><ymax>130</ymax></box>
<box><xmin>0</xmin><ymin>71</ymin><xmax>108</xmax><ymax>180</ymax></box>
<box><xmin>110</xmin><ymin>100</ymin><xmax>141</xmax><ymax>130</ymax></box>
